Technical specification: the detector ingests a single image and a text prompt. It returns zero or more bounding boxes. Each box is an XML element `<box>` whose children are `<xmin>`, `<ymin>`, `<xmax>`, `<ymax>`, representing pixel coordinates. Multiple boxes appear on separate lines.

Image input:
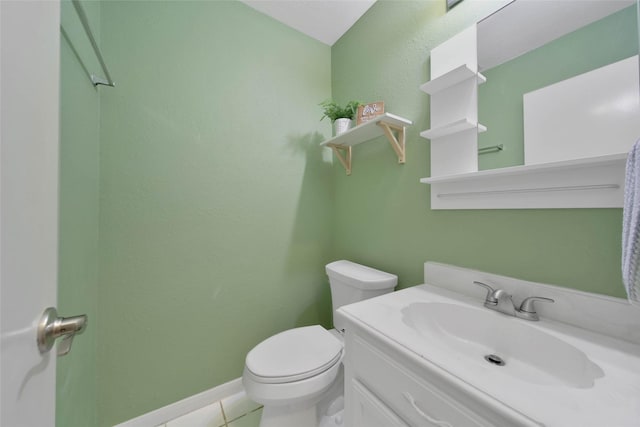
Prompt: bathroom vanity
<box><xmin>337</xmin><ymin>262</ymin><xmax>640</xmax><ymax>427</ymax></box>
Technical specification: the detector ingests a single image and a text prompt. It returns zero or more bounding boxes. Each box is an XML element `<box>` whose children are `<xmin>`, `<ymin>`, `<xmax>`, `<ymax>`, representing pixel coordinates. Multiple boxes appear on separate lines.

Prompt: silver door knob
<box><xmin>37</xmin><ymin>307</ymin><xmax>88</xmax><ymax>356</ymax></box>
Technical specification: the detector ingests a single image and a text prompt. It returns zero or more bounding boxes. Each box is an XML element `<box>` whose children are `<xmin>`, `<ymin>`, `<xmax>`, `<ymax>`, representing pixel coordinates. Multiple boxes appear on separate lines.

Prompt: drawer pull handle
<box><xmin>402</xmin><ymin>392</ymin><xmax>453</xmax><ymax>427</ymax></box>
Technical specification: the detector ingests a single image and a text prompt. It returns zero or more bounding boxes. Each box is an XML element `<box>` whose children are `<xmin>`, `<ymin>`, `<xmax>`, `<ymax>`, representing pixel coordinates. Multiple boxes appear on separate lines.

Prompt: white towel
<box><xmin>622</xmin><ymin>140</ymin><xmax>640</xmax><ymax>305</ymax></box>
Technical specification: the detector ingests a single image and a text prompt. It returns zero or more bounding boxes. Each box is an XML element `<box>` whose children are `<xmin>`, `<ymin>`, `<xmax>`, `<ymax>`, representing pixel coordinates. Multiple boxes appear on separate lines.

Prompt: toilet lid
<box><xmin>246</xmin><ymin>325</ymin><xmax>343</xmax><ymax>383</ymax></box>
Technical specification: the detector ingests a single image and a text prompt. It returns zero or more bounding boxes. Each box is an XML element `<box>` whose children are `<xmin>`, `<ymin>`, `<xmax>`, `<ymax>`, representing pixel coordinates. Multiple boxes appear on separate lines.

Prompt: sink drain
<box><xmin>484</xmin><ymin>354</ymin><xmax>505</xmax><ymax>366</ymax></box>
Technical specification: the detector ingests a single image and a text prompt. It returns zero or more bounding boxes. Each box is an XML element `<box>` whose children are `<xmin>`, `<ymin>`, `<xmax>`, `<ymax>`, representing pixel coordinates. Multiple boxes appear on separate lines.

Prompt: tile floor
<box><xmin>160</xmin><ymin>391</ymin><xmax>262</xmax><ymax>427</ymax></box>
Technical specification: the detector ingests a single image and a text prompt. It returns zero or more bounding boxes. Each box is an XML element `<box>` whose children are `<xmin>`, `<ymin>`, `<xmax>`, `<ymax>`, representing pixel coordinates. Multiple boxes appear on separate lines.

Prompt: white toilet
<box><xmin>242</xmin><ymin>260</ymin><xmax>397</xmax><ymax>427</ymax></box>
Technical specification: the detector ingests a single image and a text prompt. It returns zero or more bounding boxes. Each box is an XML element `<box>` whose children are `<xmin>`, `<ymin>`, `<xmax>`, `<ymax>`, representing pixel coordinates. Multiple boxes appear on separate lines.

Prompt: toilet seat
<box><xmin>245</xmin><ymin>325</ymin><xmax>343</xmax><ymax>384</ymax></box>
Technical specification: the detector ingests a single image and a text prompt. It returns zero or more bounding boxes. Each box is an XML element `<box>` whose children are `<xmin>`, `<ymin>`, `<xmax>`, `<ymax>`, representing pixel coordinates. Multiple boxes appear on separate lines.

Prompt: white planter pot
<box><xmin>333</xmin><ymin>118</ymin><xmax>352</xmax><ymax>136</ymax></box>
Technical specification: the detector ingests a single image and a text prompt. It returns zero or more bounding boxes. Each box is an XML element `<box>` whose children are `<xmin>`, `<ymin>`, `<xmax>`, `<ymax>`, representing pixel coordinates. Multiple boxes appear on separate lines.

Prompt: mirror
<box><xmin>476</xmin><ymin>0</ymin><xmax>640</xmax><ymax>171</ymax></box>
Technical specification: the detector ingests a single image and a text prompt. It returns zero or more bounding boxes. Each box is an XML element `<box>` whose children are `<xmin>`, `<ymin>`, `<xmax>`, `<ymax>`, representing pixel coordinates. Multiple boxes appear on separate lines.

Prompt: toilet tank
<box><xmin>326</xmin><ymin>260</ymin><xmax>397</xmax><ymax>332</ymax></box>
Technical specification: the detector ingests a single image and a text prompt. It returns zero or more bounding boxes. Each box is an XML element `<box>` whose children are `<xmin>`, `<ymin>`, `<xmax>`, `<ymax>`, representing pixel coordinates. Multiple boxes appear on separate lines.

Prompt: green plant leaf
<box><xmin>319</xmin><ymin>100</ymin><xmax>361</xmax><ymax>122</ymax></box>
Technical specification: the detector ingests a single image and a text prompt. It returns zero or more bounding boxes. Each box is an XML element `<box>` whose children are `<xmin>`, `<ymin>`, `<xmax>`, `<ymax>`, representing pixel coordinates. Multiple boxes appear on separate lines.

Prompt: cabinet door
<box><xmin>352</xmin><ymin>380</ymin><xmax>410</xmax><ymax>427</ymax></box>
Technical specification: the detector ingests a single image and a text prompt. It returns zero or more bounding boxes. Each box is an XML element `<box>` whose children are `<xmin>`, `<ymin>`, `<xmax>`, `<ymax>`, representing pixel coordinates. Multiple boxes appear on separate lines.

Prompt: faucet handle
<box><xmin>518</xmin><ymin>296</ymin><xmax>554</xmax><ymax>321</ymax></box>
<box><xmin>519</xmin><ymin>296</ymin><xmax>555</xmax><ymax>313</ymax></box>
<box><xmin>473</xmin><ymin>281</ymin><xmax>498</xmax><ymax>304</ymax></box>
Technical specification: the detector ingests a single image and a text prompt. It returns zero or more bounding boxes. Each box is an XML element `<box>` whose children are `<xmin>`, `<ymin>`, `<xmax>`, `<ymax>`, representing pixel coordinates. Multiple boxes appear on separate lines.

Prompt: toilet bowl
<box><xmin>243</xmin><ymin>326</ymin><xmax>343</xmax><ymax>407</ymax></box>
<box><xmin>242</xmin><ymin>260</ymin><xmax>397</xmax><ymax>427</ymax></box>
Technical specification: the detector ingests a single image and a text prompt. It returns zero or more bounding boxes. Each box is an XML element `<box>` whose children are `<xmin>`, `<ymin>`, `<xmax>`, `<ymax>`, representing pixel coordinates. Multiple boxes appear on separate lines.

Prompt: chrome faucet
<box><xmin>473</xmin><ymin>281</ymin><xmax>554</xmax><ymax>321</ymax></box>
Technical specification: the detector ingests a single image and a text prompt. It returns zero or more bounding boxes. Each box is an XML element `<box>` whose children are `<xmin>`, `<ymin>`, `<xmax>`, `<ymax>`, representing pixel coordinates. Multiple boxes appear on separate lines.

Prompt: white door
<box><xmin>1</xmin><ymin>1</ymin><xmax>61</xmax><ymax>426</ymax></box>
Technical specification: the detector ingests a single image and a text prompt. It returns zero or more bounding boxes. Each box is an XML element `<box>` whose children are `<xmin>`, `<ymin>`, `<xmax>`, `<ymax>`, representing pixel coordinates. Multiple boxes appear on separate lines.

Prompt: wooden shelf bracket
<box><xmin>328</xmin><ymin>144</ymin><xmax>352</xmax><ymax>175</ymax></box>
<box><xmin>378</xmin><ymin>122</ymin><xmax>406</xmax><ymax>164</ymax></box>
<box><xmin>319</xmin><ymin>113</ymin><xmax>412</xmax><ymax>176</ymax></box>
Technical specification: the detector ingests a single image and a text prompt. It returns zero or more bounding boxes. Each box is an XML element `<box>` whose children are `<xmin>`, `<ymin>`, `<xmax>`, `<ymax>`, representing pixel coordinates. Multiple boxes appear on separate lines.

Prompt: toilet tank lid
<box><xmin>325</xmin><ymin>260</ymin><xmax>398</xmax><ymax>290</ymax></box>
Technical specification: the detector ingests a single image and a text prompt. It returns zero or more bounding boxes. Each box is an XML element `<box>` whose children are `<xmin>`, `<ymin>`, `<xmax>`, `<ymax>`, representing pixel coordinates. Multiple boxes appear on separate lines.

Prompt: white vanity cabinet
<box><xmin>342</xmin><ymin>316</ymin><xmax>539</xmax><ymax>427</ymax></box>
<box><xmin>351</xmin><ymin>379</ymin><xmax>410</xmax><ymax>427</ymax></box>
<box><xmin>339</xmin><ymin>262</ymin><xmax>640</xmax><ymax>427</ymax></box>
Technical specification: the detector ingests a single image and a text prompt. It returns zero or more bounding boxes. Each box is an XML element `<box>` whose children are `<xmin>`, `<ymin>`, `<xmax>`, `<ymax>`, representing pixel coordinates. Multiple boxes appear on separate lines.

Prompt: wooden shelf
<box><xmin>419</xmin><ymin>65</ymin><xmax>486</xmax><ymax>95</ymax></box>
<box><xmin>419</xmin><ymin>119</ymin><xmax>487</xmax><ymax>140</ymax></box>
<box><xmin>321</xmin><ymin>113</ymin><xmax>412</xmax><ymax>175</ymax></box>
<box><xmin>419</xmin><ymin>153</ymin><xmax>627</xmax><ymax>209</ymax></box>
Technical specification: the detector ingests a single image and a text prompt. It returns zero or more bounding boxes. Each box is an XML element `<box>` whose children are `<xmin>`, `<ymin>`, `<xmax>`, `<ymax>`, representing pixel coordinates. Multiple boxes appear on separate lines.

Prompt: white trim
<box><xmin>113</xmin><ymin>378</ymin><xmax>243</xmax><ymax>427</ymax></box>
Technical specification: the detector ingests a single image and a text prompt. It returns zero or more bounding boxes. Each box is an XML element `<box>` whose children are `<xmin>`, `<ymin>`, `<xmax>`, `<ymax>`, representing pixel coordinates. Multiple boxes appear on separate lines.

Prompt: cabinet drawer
<box><xmin>351</xmin><ymin>335</ymin><xmax>489</xmax><ymax>427</ymax></box>
<box><xmin>352</xmin><ymin>379</ymin><xmax>411</xmax><ymax>427</ymax></box>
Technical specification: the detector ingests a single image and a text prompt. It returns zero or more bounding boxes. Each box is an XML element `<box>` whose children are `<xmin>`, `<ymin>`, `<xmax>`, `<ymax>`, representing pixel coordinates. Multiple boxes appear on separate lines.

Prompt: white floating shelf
<box><xmin>320</xmin><ymin>113</ymin><xmax>412</xmax><ymax>148</ymax></box>
<box><xmin>420</xmin><ymin>153</ymin><xmax>627</xmax><ymax>209</ymax></box>
<box><xmin>419</xmin><ymin>65</ymin><xmax>486</xmax><ymax>95</ymax></box>
<box><xmin>320</xmin><ymin>113</ymin><xmax>412</xmax><ymax>176</ymax></box>
<box><xmin>420</xmin><ymin>119</ymin><xmax>487</xmax><ymax>140</ymax></box>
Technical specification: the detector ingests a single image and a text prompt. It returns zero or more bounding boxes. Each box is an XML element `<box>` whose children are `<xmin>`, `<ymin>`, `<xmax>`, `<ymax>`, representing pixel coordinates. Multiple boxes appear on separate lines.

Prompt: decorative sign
<box><xmin>356</xmin><ymin>101</ymin><xmax>385</xmax><ymax>126</ymax></box>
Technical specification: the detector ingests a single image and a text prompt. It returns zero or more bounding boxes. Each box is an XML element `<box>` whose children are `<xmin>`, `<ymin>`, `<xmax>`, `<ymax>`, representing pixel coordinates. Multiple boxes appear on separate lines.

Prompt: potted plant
<box><xmin>320</xmin><ymin>100</ymin><xmax>360</xmax><ymax>136</ymax></box>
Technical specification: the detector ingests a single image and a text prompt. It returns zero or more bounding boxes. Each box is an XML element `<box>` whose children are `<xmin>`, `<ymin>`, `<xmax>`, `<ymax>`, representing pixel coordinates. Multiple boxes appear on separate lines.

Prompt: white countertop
<box><xmin>339</xmin><ymin>284</ymin><xmax>640</xmax><ymax>427</ymax></box>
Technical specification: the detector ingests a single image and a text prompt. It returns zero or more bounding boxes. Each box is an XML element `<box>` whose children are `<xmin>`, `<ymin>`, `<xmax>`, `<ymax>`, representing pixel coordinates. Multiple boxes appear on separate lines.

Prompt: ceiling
<box><xmin>239</xmin><ymin>0</ymin><xmax>378</xmax><ymax>46</ymax></box>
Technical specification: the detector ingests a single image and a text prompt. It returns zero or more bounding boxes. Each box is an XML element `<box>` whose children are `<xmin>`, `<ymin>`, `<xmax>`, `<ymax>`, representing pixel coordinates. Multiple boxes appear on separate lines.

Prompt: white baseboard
<box><xmin>113</xmin><ymin>377</ymin><xmax>243</xmax><ymax>427</ymax></box>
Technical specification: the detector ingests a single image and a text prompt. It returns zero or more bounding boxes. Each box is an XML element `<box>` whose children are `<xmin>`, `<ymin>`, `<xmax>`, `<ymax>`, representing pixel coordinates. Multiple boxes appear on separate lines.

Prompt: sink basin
<box><xmin>402</xmin><ymin>302</ymin><xmax>604</xmax><ymax>388</ymax></box>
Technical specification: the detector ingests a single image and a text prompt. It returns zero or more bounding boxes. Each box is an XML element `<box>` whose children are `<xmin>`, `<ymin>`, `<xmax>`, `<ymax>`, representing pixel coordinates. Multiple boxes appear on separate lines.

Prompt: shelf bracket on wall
<box><xmin>319</xmin><ymin>113</ymin><xmax>412</xmax><ymax>176</ymax></box>
<box><xmin>378</xmin><ymin>122</ymin><xmax>406</xmax><ymax>164</ymax></box>
<box><xmin>328</xmin><ymin>144</ymin><xmax>352</xmax><ymax>175</ymax></box>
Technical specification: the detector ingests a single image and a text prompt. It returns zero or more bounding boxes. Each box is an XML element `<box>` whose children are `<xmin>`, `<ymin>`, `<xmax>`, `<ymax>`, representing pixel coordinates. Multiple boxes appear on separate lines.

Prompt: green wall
<box><xmin>331</xmin><ymin>0</ymin><xmax>627</xmax><ymax>298</ymax></box>
<box><xmin>57</xmin><ymin>1</ymin><xmax>637</xmax><ymax>426</ymax></box>
<box><xmin>97</xmin><ymin>1</ymin><xmax>332</xmax><ymax>424</ymax></box>
<box><xmin>478</xmin><ymin>5</ymin><xmax>639</xmax><ymax>170</ymax></box>
<box><xmin>57</xmin><ymin>0</ymin><xmax>101</xmax><ymax>425</ymax></box>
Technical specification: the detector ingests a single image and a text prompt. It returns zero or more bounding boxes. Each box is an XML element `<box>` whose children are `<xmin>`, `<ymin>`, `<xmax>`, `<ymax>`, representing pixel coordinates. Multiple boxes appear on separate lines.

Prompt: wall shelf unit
<box><xmin>419</xmin><ymin>25</ymin><xmax>486</xmax><ymax>178</ymax></box>
<box><xmin>417</xmin><ymin>6</ymin><xmax>636</xmax><ymax>210</ymax></box>
<box><xmin>320</xmin><ymin>113</ymin><xmax>412</xmax><ymax>175</ymax></box>
<box><xmin>420</xmin><ymin>153</ymin><xmax>627</xmax><ymax>209</ymax></box>
<box><xmin>419</xmin><ymin>65</ymin><xmax>486</xmax><ymax>95</ymax></box>
<box><xmin>419</xmin><ymin>119</ymin><xmax>487</xmax><ymax>139</ymax></box>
